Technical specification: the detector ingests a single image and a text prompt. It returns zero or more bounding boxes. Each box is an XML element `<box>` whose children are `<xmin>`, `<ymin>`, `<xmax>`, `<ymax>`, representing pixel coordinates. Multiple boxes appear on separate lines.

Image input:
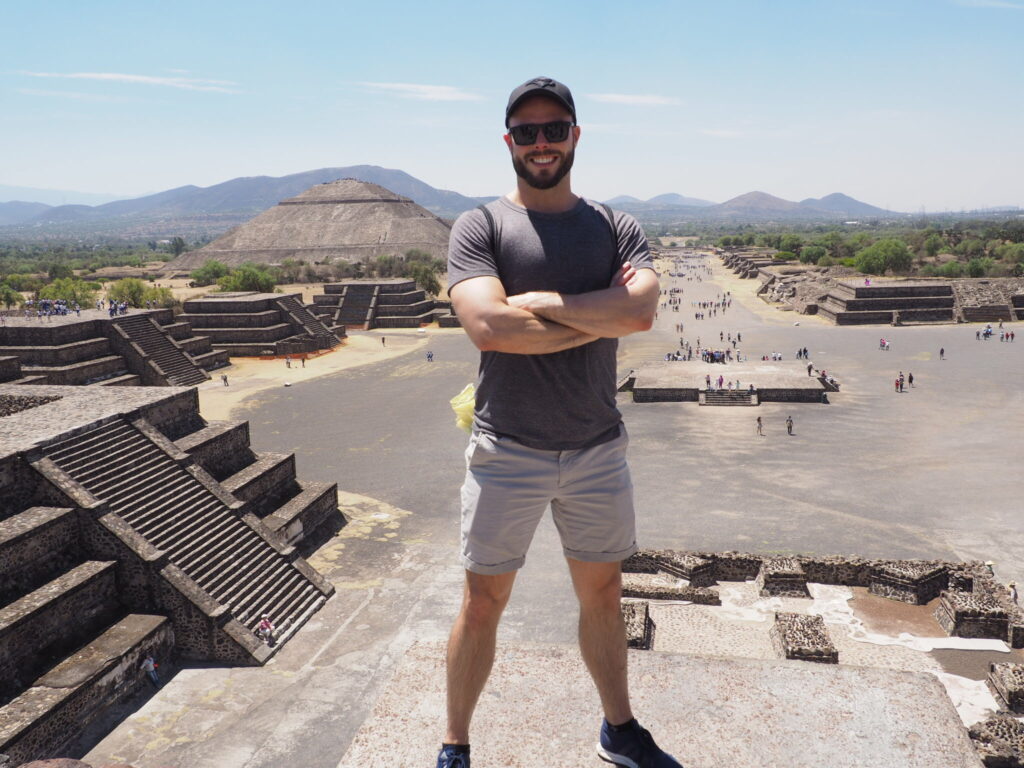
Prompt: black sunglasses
<box><xmin>508</xmin><ymin>120</ymin><xmax>574</xmax><ymax>146</ymax></box>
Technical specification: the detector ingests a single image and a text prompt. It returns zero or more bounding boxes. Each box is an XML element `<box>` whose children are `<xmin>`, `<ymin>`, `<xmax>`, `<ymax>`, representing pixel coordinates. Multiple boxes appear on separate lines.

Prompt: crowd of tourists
<box><xmin>21</xmin><ymin>298</ymin><xmax>82</xmax><ymax>318</ymax></box>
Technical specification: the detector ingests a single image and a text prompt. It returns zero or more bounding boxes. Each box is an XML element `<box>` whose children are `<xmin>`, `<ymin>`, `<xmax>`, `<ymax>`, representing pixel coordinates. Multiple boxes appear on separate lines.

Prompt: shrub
<box><xmin>190</xmin><ymin>260</ymin><xmax>230</xmax><ymax>287</ymax></box>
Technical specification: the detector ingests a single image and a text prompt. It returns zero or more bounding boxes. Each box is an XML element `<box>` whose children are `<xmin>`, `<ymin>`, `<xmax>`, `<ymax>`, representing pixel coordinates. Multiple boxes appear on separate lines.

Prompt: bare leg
<box><xmin>567</xmin><ymin>558</ymin><xmax>632</xmax><ymax>725</ymax></box>
<box><xmin>445</xmin><ymin>569</ymin><xmax>517</xmax><ymax>744</ymax></box>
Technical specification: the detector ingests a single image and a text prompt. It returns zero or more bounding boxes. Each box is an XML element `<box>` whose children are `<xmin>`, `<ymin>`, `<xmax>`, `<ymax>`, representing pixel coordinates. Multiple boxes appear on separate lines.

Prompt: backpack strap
<box><xmin>477</xmin><ymin>204</ymin><xmax>497</xmax><ymax>255</ymax></box>
<box><xmin>599</xmin><ymin>202</ymin><xmax>620</xmax><ymax>257</ymax></box>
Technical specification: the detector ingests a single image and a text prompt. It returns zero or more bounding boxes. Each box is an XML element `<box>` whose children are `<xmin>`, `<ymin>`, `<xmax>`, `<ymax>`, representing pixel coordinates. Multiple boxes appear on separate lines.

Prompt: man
<box><xmin>441</xmin><ymin>77</ymin><xmax>675</xmax><ymax>768</ymax></box>
<box><xmin>786</xmin><ymin>415</ymin><xmax>794</xmax><ymax>436</ymax></box>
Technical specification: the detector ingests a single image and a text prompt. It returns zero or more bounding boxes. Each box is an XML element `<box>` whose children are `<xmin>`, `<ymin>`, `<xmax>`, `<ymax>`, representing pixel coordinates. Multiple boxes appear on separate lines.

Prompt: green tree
<box><xmin>853</xmin><ymin>238</ymin><xmax>912</xmax><ymax>275</ymax></box>
<box><xmin>4</xmin><ymin>273</ymin><xmax>44</xmax><ymax>292</ymax></box>
<box><xmin>39</xmin><ymin>277</ymin><xmax>100</xmax><ymax>305</ymax></box>
<box><xmin>924</xmin><ymin>234</ymin><xmax>944</xmax><ymax>258</ymax></box>
<box><xmin>773</xmin><ymin>251</ymin><xmax>797</xmax><ymax>261</ymax></box>
<box><xmin>107</xmin><ymin>278</ymin><xmax>148</xmax><ymax>307</ymax></box>
<box><xmin>799</xmin><ymin>245</ymin><xmax>827</xmax><ymax>264</ymax></box>
<box><xmin>142</xmin><ymin>285</ymin><xmax>177</xmax><ymax>308</ymax></box>
<box><xmin>407</xmin><ymin>262</ymin><xmax>441</xmax><ymax>295</ymax></box>
<box><xmin>0</xmin><ymin>283</ymin><xmax>24</xmax><ymax>309</ymax></box>
<box><xmin>994</xmin><ymin>243</ymin><xmax>1024</xmax><ymax>264</ymax></box>
<box><xmin>779</xmin><ymin>234</ymin><xmax>803</xmax><ymax>254</ymax></box>
<box><xmin>190</xmin><ymin>260</ymin><xmax>230</xmax><ymax>286</ymax></box>
<box><xmin>47</xmin><ymin>262</ymin><xmax>74</xmax><ymax>280</ymax></box>
<box><xmin>170</xmin><ymin>237</ymin><xmax>188</xmax><ymax>257</ymax></box>
<box><xmin>217</xmin><ymin>263</ymin><xmax>276</xmax><ymax>293</ymax></box>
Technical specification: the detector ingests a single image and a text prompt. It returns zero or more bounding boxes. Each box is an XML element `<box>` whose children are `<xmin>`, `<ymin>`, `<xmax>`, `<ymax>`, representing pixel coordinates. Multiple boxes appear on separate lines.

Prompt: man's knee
<box><xmin>460</xmin><ymin>571</ymin><xmax>515</xmax><ymax>627</ymax></box>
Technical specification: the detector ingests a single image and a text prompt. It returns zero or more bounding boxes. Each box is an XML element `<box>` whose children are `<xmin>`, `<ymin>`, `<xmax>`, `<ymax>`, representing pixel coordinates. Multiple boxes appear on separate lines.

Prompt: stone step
<box><xmin>222</xmin><ymin>452</ymin><xmax>296</xmax><ymax>506</ymax></box>
<box><xmin>96</xmin><ymin>373</ymin><xmax>142</xmax><ymax>386</ymax></box>
<box><xmin>0</xmin><ymin>561</ymin><xmax>121</xmax><ymax>707</ymax></box>
<box><xmin>263</xmin><ymin>481</ymin><xmax>338</xmax><ymax>545</ymax></box>
<box><xmin>46</xmin><ymin>421</ymin><xmax>134</xmax><ymax>465</ymax></box>
<box><xmin>0</xmin><ymin>507</ymin><xmax>77</xmax><ymax>606</ymax></box>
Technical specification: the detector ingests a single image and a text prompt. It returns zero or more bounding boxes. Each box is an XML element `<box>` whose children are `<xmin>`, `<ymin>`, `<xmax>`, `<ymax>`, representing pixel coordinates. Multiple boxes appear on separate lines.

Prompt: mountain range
<box><xmin>0</xmin><ymin>166</ymin><xmax>905</xmax><ymax>240</ymax></box>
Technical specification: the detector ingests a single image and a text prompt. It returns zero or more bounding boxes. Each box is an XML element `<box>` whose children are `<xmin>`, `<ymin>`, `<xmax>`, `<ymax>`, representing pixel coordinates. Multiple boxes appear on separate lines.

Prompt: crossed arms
<box><xmin>450</xmin><ymin>262</ymin><xmax>660</xmax><ymax>354</ymax></box>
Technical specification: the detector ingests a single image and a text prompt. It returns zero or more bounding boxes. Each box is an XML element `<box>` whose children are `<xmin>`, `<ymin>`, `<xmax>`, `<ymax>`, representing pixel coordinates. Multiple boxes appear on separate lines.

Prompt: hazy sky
<box><xmin>3</xmin><ymin>0</ymin><xmax>1022</xmax><ymax>210</ymax></box>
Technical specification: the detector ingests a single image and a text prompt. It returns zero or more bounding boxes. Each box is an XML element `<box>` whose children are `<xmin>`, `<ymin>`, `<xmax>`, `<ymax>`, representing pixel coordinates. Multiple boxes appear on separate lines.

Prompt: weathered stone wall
<box><xmin>0</xmin><ymin>321</ymin><xmax>103</xmax><ymax>347</ymax></box>
<box><xmin>0</xmin><ymin>561</ymin><xmax>120</xmax><ymax>704</ymax></box>
<box><xmin>0</xmin><ymin>508</ymin><xmax>79</xmax><ymax>605</ymax></box>
<box><xmin>0</xmin><ymin>615</ymin><xmax>174</xmax><ymax>765</ymax></box>
<box><xmin>0</xmin><ymin>338</ymin><xmax>111</xmax><ymax>366</ymax></box>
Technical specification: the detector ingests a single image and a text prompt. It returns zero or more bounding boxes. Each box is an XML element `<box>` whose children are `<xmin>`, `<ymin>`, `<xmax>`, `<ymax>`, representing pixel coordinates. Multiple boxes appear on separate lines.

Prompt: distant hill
<box><xmin>716</xmin><ymin>191</ymin><xmax>804</xmax><ymax>214</ymax></box>
<box><xmin>0</xmin><ymin>184</ymin><xmax>125</xmax><ymax>207</ymax></box>
<box><xmin>605</xmin><ymin>195</ymin><xmax>643</xmax><ymax>205</ymax></box>
<box><xmin>25</xmin><ymin>166</ymin><xmax>483</xmax><ymax>227</ymax></box>
<box><xmin>800</xmin><ymin>192</ymin><xmax>891</xmax><ymax>217</ymax></box>
<box><xmin>0</xmin><ymin>201</ymin><xmax>52</xmax><ymax>226</ymax></box>
<box><xmin>645</xmin><ymin>193</ymin><xmax>716</xmax><ymax>207</ymax></box>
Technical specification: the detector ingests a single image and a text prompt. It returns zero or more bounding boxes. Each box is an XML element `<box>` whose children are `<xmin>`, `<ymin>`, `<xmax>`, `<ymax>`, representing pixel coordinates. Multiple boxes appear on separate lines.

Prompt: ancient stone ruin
<box><xmin>179</xmin><ymin>291</ymin><xmax>343</xmax><ymax>357</ymax></box>
<box><xmin>0</xmin><ymin>309</ymin><xmax>227</xmax><ymax>387</ymax></box>
<box><xmin>162</xmin><ymin>178</ymin><xmax>452</xmax><ymax>273</ymax></box>
<box><xmin>309</xmin><ymin>278</ymin><xmax>450</xmax><ymax>330</ymax></box>
<box><xmin>0</xmin><ymin>384</ymin><xmax>341</xmax><ymax>763</ymax></box>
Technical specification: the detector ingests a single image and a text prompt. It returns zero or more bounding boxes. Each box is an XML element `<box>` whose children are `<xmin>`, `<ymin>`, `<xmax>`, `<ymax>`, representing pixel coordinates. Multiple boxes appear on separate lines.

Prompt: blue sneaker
<box><xmin>597</xmin><ymin>719</ymin><xmax>682</xmax><ymax>767</ymax></box>
<box><xmin>436</xmin><ymin>745</ymin><xmax>470</xmax><ymax>767</ymax></box>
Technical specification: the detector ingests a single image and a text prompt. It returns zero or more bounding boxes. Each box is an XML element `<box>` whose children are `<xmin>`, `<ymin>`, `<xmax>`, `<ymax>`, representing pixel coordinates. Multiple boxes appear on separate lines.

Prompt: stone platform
<box><xmin>337</xmin><ymin>641</ymin><xmax>983</xmax><ymax>768</ymax></box>
<box><xmin>630</xmin><ymin>361</ymin><xmax>827</xmax><ymax>403</ymax></box>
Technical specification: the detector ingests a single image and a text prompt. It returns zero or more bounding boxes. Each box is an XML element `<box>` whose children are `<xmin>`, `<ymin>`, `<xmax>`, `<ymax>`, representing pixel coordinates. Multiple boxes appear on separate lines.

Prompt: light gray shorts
<box><xmin>460</xmin><ymin>426</ymin><xmax>637</xmax><ymax>575</ymax></box>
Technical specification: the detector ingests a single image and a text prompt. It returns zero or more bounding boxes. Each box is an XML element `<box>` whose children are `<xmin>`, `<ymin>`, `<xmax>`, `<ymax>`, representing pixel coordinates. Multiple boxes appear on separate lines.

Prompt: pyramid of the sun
<box><xmin>165</xmin><ymin>179</ymin><xmax>452</xmax><ymax>271</ymax></box>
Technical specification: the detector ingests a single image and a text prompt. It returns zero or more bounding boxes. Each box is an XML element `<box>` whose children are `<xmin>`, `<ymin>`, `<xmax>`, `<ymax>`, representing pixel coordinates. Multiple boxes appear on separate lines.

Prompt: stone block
<box><xmin>969</xmin><ymin>715</ymin><xmax>1024</xmax><ymax>767</ymax></box>
<box><xmin>988</xmin><ymin>663</ymin><xmax>1024</xmax><ymax>714</ymax></box>
<box><xmin>869</xmin><ymin>561</ymin><xmax>948</xmax><ymax>605</ymax></box>
<box><xmin>756</xmin><ymin>557</ymin><xmax>810</xmax><ymax>598</ymax></box>
<box><xmin>935</xmin><ymin>590</ymin><xmax>1009</xmax><ymax>640</ymax></box>
<box><xmin>769</xmin><ymin>612</ymin><xmax>838</xmax><ymax>664</ymax></box>
<box><xmin>621</xmin><ymin>600</ymin><xmax>654</xmax><ymax>650</ymax></box>
<box><xmin>653</xmin><ymin>551</ymin><xmax>716</xmax><ymax>587</ymax></box>
<box><xmin>621</xmin><ymin>573</ymin><xmax>720</xmax><ymax>605</ymax></box>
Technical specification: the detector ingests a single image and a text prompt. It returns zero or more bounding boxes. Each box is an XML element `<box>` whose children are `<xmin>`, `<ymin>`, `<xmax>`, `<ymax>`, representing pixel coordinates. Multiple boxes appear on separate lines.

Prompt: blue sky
<box><xmin>2</xmin><ymin>0</ymin><xmax>1022</xmax><ymax>210</ymax></box>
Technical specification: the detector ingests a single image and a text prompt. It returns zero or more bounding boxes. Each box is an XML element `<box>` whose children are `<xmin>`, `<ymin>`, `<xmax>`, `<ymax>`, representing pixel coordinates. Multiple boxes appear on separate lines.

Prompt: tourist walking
<box><xmin>756</xmin><ymin>416</ymin><xmax>764</xmax><ymax>436</ymax></box>
<box><xmin>441</xmin><ymin>76</ymin><xmax>676</xmax><ymax>768</ymax></box>
<box><xmin>257</xmin><ymin>614</ymin><xmax>276</xmax><ymax>646</ymax></box>
<box><xmin>140</xmin><ymin>655</ymin><xmax>160</xmax><ymax>688</ymax></box>
<box><xmin>221</xmin><ymin>374</ymin><xmax>229</xmax><ymax>387</ymax></box>
<box><xmin>786</xmin><ymin>415</ymin><xmax>793</xmax><ymax>435</ymax></box>
<box><xmin>908</xmin><ymin>372</ymin><xmax>914</xmax><ymax>388</ymax></box>
<box><xmin>939</xmin><ymin>347</ymin><xmax>945</xmax><ymax>360</ymax></box>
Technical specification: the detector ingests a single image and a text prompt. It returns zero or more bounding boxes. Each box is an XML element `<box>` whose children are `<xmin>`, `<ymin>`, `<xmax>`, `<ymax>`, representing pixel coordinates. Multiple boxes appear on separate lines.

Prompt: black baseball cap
<box><xmin>505</xmin><ymin>76</ymin><xmax>576</xmax><ymax>127</ymax></box>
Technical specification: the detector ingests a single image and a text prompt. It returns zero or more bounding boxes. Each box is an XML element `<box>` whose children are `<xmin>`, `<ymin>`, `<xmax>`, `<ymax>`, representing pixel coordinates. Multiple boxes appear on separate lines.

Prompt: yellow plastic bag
<box><xmin>449</xmin><ymin>383</ymin><xmax>476</xmax><ymax>433</ymax></box>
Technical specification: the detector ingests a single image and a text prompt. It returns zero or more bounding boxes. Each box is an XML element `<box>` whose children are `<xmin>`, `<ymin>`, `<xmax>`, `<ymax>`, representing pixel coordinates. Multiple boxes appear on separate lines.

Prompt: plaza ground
<box><xmin>79</xmin><ymin>255</ymin><xmax>1022</xmax><ymax>767</ymax></box>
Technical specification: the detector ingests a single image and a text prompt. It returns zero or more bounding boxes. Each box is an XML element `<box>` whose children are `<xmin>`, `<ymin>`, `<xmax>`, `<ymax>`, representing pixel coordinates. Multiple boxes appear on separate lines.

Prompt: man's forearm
<box><xmin>466</xmin><ymin>303</ymin><xmax>598</xmax><ymax>354</ymax></box>
<box><xmin>510</xmin><ymin>281</ymin><xmax>657</xmax><ymax>338</ymax></box>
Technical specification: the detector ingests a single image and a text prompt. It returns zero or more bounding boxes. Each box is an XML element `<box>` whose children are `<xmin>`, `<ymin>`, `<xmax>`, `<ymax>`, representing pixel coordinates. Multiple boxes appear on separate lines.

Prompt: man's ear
<box><xmin>572</xmin><ymin>125</ymin><xmax>581</xmax><ymax>145</ymax></box>
<box><xmin>503</xmin><ymin>133</ymin><xmax>513</xmax><ymax>151</ymax></box>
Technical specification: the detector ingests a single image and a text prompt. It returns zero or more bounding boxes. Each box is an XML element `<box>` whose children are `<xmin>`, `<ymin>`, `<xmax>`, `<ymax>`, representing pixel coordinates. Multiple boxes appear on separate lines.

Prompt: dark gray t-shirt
<box><xmin>447</xmin><ymin>196</ymin><xmax>654</xmax><ymax>451</ymax></box>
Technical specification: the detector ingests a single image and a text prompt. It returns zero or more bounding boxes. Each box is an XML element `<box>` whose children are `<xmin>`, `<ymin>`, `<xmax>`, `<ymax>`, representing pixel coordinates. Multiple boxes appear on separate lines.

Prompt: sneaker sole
<box><xmin>595</xmin><ymin>744</ymin><xmax>639</xmax><ymax>768</ymax></box>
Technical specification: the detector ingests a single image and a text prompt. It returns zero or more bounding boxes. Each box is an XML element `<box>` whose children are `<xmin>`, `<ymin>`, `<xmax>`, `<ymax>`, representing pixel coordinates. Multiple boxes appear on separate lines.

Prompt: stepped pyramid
<box><xmin>0</xmin><ymin>384</ymin><xmax>339</xmax><ymax>763</ymax></box>
<box><xmin>165</xmin><ymin>178</ymin><xmax>453</xmax><ymax>272</ymax></box>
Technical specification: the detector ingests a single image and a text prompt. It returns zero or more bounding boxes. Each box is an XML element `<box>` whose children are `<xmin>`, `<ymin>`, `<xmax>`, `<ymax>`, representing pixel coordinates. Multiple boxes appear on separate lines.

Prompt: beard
<box><xmin>512</xmin><ymin>146</ymin><xmax>575</xmax><ymax>190</ymax></box>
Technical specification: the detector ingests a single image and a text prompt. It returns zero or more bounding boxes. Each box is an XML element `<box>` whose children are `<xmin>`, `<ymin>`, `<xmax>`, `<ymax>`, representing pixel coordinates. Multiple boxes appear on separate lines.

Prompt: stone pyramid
<box><xmin>165</xmin><ymin>178</ymin><xmax>452</xmax><ymax>270</ymax></box>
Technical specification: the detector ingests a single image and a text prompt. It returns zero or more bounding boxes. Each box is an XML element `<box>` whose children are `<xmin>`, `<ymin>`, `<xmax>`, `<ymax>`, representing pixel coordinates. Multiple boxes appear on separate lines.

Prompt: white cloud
<box><xmin>587</xmin><ymin>93</ymin><xmax>680</xmax><ymax>106</ymax></box>
<box><xmin>700</xmin><ymin>128</ymin><xmax>745</xmax><ymax>139</ymax></box>
<box><xmin>952</xmin><ymin>0</ymin><xmax>1023</xmax><ymax>8</ymax></box>
<box><xmin>21</xmin><ymin>71</ymin><xmax>239</xmax><ymax>93</ymax></box>
<box><xmin>17</xmin><ymin>88</ymin><xmax>126</xmax><ymax>103</ymax></box>
<box><xmin>359</xmin><ymin>82</ymin><xmax>481</xmax><ymax>101</ymax></box>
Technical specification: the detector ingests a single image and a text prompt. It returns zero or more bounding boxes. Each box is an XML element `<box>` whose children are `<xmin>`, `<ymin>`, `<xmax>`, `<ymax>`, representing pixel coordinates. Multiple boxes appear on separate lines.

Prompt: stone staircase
<box><xmin>38</xmin><ymin>419</ymin><xmax>328</xmax><ymax>639</ymax></box>
<box><xmin>274</xmin><ymin>294</ymin><xmax>340</xmax><ymax>349</ymax></box>
<box><xmin>111</xmin><ymin>315</ymin><xmax>209</xmax><ymax>386</ymax></box>
<box><xmin>0</xmin><ymin>504</ymin><xmax>176</xmax><ymax>763</ymax></box>
<box><xmin>699</xmin><ymin>389</ymin><xmax>758</xmax><ymax>406</ymax></box>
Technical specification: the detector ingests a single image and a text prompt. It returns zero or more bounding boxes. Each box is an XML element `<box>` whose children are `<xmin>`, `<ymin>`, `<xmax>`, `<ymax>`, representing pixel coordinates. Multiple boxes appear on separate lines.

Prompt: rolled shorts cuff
<box><xmin>461</xmin><ymin>553</ymin><xmax>526</xmax><ymax>575</ymax></box>
<box><xmin>563</xmin><ymin>541</ymin><xmax>638</xmax><ymax>563</ymax></box>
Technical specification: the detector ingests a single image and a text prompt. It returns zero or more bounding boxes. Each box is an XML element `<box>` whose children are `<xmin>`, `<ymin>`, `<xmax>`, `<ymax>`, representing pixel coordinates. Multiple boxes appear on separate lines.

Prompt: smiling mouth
<box><xmin>529</xmin><ymin>154</ymin><xmax>558</xmax><ymax>167</ymax></box>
